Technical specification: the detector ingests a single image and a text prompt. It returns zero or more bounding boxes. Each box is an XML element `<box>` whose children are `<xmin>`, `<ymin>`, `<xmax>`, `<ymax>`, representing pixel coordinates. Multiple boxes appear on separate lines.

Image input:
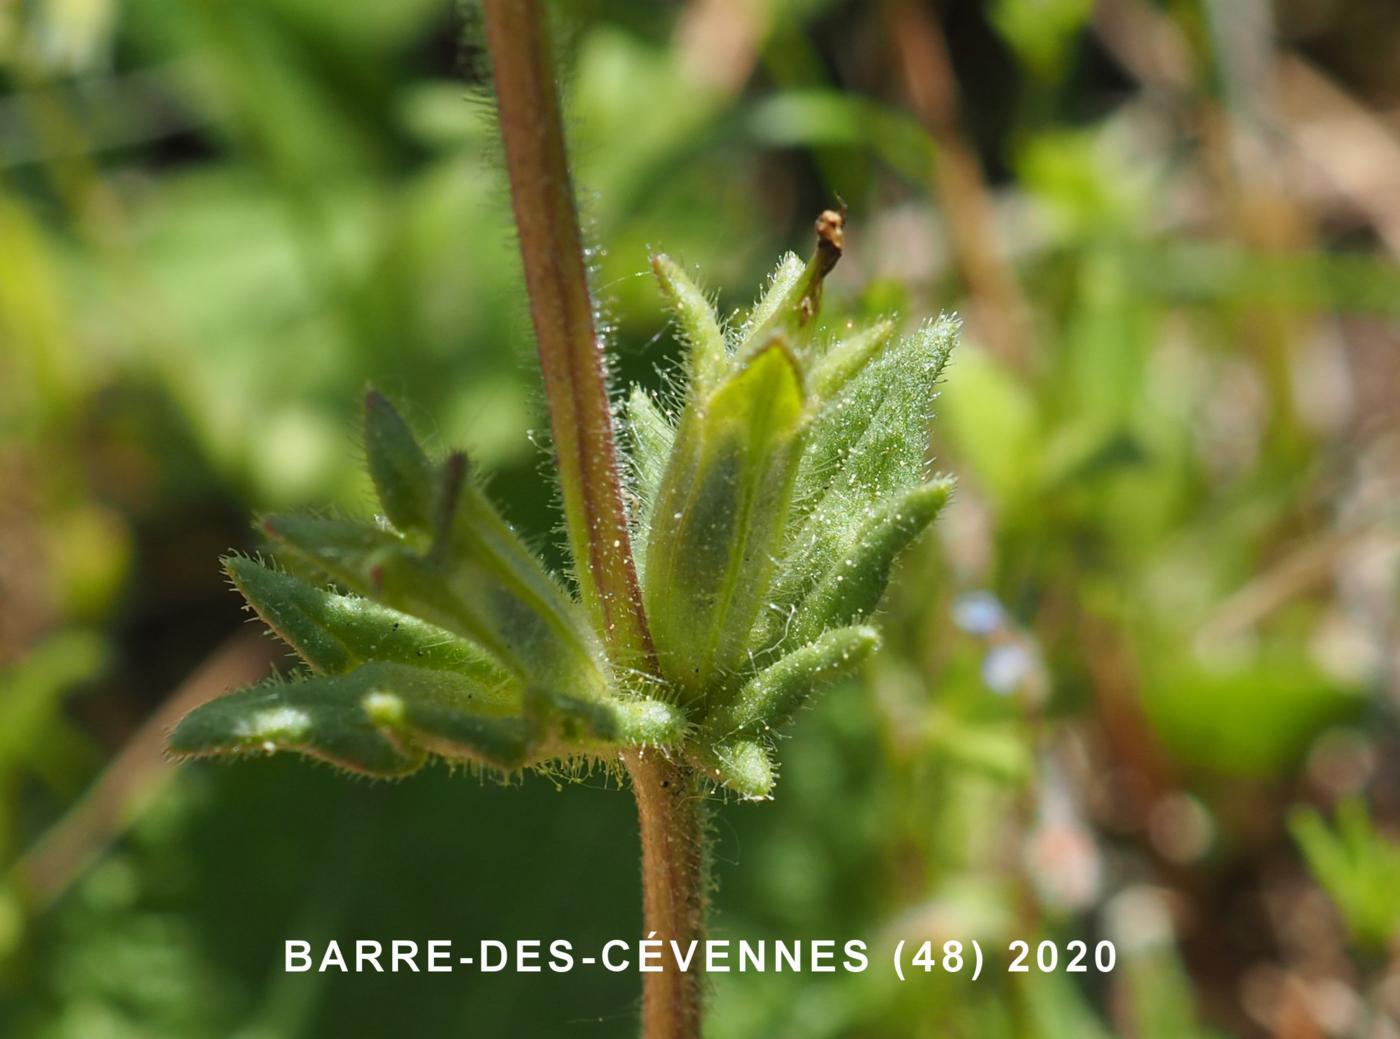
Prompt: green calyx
<box><xmin>170</xmin><ymin>217</ymin><xmax>956</xmax><ymax>799</ymax></box>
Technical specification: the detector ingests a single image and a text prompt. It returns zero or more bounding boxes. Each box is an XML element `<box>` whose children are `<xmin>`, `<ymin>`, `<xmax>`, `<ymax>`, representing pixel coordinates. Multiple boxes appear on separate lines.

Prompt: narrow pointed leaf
<box><xmin>171</xmin><ymin>661</ymin><xmax>529</xmax><ymax>775</ymax></box>
<box><xmin>364</xmin><ymin>691</ymin><xmax>528</xmax><ymax>769</ymax></box>
<box><xmin>372</xmin><ymin>461</ymin><xmax>610</xmax><ymax>701</ymax></box>
<box><xmin>751</xmin><ymin>317</ymin><xmax>957</xmax><ymax>652</ymax></box>
<box><xmin>735</xmin><ymin>252</ymin><xmax>803</xmax><ymax>354</ymax></box>
<box><xmin>225</xmin><ymin>556</ymin><xmax>513</xmax><ymax>700</ymax></box>
<box><xmin>809</xmin><ymin>318</ymin><xmax>896</xmax><ymax>401</ymax></box>
<box><xmin>625</xmin><ymin>386</ymin><xmax>675</xmax><ymax>581</ymax></box>
<box><xmin>789</xmin><ymin>480</ymin><xmax>952</xmax><ymax>646</ymax></box>
<box><xmin>261</xmin><ymin>514</ymin><xmax>404</xmax><ymax>592</ymax></box>
<box><xmin>791</xmin><ymin>315</ymin><xmax>957</xmax><ymax>529</ymax></box>
<box><xmin>652</xmin><ymin>254</ymin><xmax>727</xmax><ymax>393</ymax></box>
<box><xmin>627</xmin><ymin>387</ymin><xmax>675</xmax><ymax>497</ymax></box>
<box><xmin>169</xmin><ymin>672</ymin><xmax>425</xmax><ymax>777</ymax></box>
<box><xmin>707</xmin><ymin>625</ymin><xmax>879</xmax><ymax>736</ymax></box>
<box><xmin>697</xmin><ymin>739</ymin><xmax>775</xmax><ymax>800</ymax></box>
<box><xmin>364</xmin><ymin>389</ymin><xmax>437</xmax><ymax>534</ymax></box>
<box><xmin>737</xmin><ymin>210</ymin><xmax>844</xmax><ymax>353</ymax></box>
<box><xmin>645</xmin><ymin>343</ymin><xmax>806</xmax><ymax>698</ymax></box>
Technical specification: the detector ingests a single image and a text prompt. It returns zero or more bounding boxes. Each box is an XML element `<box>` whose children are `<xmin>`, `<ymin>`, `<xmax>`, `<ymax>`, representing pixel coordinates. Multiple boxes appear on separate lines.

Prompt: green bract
<box><xmin>170</xmin><ymin>234</ymin><xmax>957</xmax><ymax>798</ymax></box>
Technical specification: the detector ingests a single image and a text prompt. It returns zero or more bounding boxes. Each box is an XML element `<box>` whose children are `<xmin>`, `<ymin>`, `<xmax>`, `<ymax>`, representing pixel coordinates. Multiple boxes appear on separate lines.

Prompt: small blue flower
<box><xmin>982</xmin><ymin>642</ymin><xmax>1033</xmax><ymax>695</ymax></box>
<box><xmin>954</xmin><ymin>591</ymin><xmax>1005</xmax><ymax>636</ymax></box>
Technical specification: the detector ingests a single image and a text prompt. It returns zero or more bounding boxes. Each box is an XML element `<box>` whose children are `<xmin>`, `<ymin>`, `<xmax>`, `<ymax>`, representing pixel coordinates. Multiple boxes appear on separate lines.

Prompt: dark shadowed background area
<box><xmin>2</xmin><ymin>0</ymin><xmax>1399</xmax><ymax>1035</ymax></box>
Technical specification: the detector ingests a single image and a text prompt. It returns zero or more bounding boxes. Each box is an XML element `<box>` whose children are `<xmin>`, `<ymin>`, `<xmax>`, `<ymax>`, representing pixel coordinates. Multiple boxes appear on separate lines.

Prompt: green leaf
<box><xmin>363</xmin><ymin>388</ymin><xmax>437</xmax><ymax>535</ymax></box>
<box><xmin>644</xmin><ymin>343</ymin><xmax>806</xmax><ymax>699</ymax></box>
<box><xmin>734</xmin><ymin>211</ymin><xmax>844</xmax><ymax>354</ymax></box>
<box><xmin>706</xmin><ymin>625</ymin><xmax>879</xmax><ymax>736</ymax></box>
<box><xmin>263</xmin><ymin>461</ymin><xmax>608</xmax><ymax>706</ymax></box>
<box><xmin>790</xmin><ymin>315</ymin><xmax>956</xmax><ymax>530</ymax></box>
<box><xmin>734</xmin><ymin>252</ymin><xmax>803</xmax><ymax>355</ymax></box>
<box><xmin>260</xmin><ymin>514</ymin><xmax>405</xmax><ymax>592</ymax></box>
<box><xmin>166</xmin><ymin>236</ymin><xmax>960</xmax><ymax>794</ymax></box>
<box><xmin>651</xmin><ymin>253</ymin><xmax>727</xmax><ymax>394</ymax></box>
<box><xmin>624</xmin><ymin>385</ymin><xmax>675</xmax><ymax>582</ymax></box>
<box><xmin>373</xmin><ymin>455</ymin><xmax>610</xmax><ymax>701</ymax></box>
<box><xmin>751</xmin><ymin>316</ymin><xmax>956</xmax><ymax>651</ymax></box>
<box><xmin>696</xmin><ymin>739</ymin><xmax>775</xmax><ymax>800</ymax></box>
<box><xmin>224</xmin><ymin>556</ymin><xmax>513</xmax><ymax>698</ymax></box>
<box><xmin>171</xmin><ymin>661</ymin><xmax>530</xmax><ymax>775</ymax></box>
<box><xmin>170</xmin><ymin>670</ymin><xmax>424</xmax><ymax>777</ymax></box>
<box><xmin>1292</xmin><ymin>800</ymin><xmax>1400</xmax><ymax>950</ymax></box>
<box><xmin>786</xmin><ymin>479</ymin><xmax>952</xmax><ymax>646</ymax></box>
<box><xmin>809</xmin><ymin>318</ymin><xmax>896</xmax><ymax>401</ymax></box>
<box><xmin>524</xmin><ymin>684</ymin><xmax>620</xmax><ymax>743</ymax></box>
<box><xmin>608</xmin><ymin>695</ymin><xmax>690</xmax><ymax>746</ymax></box>
<box><xmin>527</xmin><ymin>686</ymin><xmax>688</xmax><ymax>751</ymax></box>
<box><xmin>364</xmin><ymin>687</ymin><xmax>529</xmax><ymax>770</ymax></box>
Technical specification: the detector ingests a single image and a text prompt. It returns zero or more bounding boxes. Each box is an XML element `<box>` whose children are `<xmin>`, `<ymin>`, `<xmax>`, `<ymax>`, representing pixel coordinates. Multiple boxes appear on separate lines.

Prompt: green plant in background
<box><xmin>11</xmin><ymin>0</ymin><xmax>1398</xmax><ymax>1033</ymax></box>
<box><xmin>1293</xmin><ymin>800</ymin><xmax>1400</xmax><ymax>952</ymax></box>
<box><xmin>166</xmin><ymin>2</ymin><xmax>955</xmax><ymax>1035</ymax></box>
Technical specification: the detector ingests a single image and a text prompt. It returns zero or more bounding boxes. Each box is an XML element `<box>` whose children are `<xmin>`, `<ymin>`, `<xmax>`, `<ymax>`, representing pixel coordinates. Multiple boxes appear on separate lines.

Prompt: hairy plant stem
<box><xmin>621</xmin><ymin>750</ymin><xmax>708</xmax><ymax>1038</ymax></box>
<box><xmin>480</xmin><ymin>0</ymin><xmax>651</xmax><ymax>668</ymax></box>
<box><xmin>481</xmin><ymin>4</ymin><xmax>705</xmax><ymax>1036</ymax></box>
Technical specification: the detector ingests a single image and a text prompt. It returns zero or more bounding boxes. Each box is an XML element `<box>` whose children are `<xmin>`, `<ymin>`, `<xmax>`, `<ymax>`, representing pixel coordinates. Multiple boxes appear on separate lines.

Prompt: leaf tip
<box><xmin>704</xmin><ymin>739</ymin><xmax>776</xmax><ymax>800</ymax></box>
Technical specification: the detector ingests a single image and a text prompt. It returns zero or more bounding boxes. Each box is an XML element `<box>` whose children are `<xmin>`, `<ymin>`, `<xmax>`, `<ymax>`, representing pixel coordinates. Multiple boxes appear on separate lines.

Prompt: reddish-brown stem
<box><xmin>621</xmin><ymin>750</ymin><xmax>708</xmax><ymax>1039</ymax></box>
<box><xmin>480</xmin><ymin>5</ymin><xmax>705</xmax><ymax>1037</ymax></box>
<box><xmin>481</xmin><ymin>0</ymin><xmax>653</xmax><ymax>670</ymax></box>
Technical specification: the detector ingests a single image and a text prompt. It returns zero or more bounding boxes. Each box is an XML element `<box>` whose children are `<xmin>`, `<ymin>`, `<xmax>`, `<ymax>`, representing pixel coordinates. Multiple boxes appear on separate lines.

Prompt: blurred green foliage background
<box><xmin>2</xmin><ymin>0</ymin><xmax>1399</xmax><ymax>1035</ymax></box>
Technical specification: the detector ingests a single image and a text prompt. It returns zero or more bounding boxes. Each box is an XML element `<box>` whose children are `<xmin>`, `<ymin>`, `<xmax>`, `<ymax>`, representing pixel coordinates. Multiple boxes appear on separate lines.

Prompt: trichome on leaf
<box><xmin>169</xmin><ymin>215</ymin><xmax>957</xmax><ymax>800</ymax></box>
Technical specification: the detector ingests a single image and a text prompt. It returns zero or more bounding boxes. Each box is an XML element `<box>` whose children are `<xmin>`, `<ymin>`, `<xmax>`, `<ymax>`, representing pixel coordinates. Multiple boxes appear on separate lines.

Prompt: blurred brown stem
<box><xmin>480</xmin><ymin>4</ymin><xmax>703</xmax><ymax>1036</ymax></box>
<box><xmin>10</xmin><ymin>633</ymin><xmax>274</xmax><ymax>911</ymax></box>
<box><xmin>885</xmin><ymin>0</ymin><xmax>1031</xmax><ymax>370</ymax></box>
